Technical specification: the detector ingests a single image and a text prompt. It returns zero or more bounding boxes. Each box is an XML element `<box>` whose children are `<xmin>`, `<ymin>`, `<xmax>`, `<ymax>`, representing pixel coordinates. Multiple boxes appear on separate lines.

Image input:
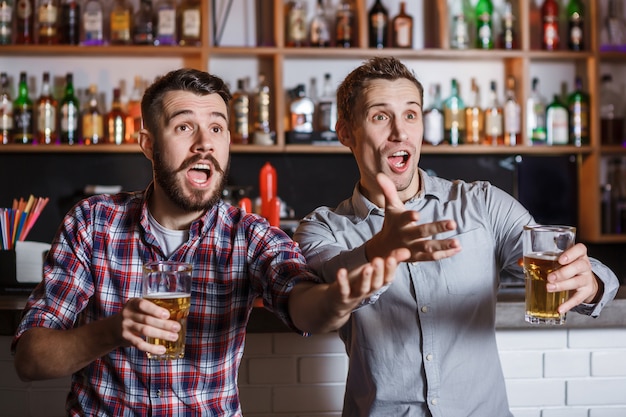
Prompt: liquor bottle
<box><xmin>133</xmin><ymin>0</ymin><xmax>154</xmax><ymax>45</ymax></box>
<box><xmin>286</xmin><ymin>0</ymin><xmax>307</xmax><ymax>47</ymax></box>
<box><xmin>125</xmin><ymin>76</ymin><xmax>143</xmax><ymax>143</ymax></box>
<box><xmin>259</xmin><ymin>161</ymin><xmax>277</xmax><ymax>221</ymax></box>
<box><xmin>177</xmin><ymin>0</ymin><xmax>200</xmax><ymax>46</ymax></box>
<box><xmin>106</xmin><ymin>88</ymin><xmax>126</xmax><ymax>144</ymax></box>
<box><xmin>230</xmin><ymin>79</ymin><xmax>250</xmax><ymax>145</ymax></box>
<box><xmin>0</xmin><ymin>72</ymin><xmax>13</xmax><ymax>144</ymax></box>
<box><xmin>317</xmin><ymin>73</ymin><xmax>337</xmax><ymax>132</ymax></box>
<box><xmin>474</xmin><ymin>0</ymin><xmax>493</xmax><ymax>49</ymax></box>
<box><xmin>15</xmin><ymin>0</ymin><xmax>35</xmax><ymax>44</ymax></box>
<box><xmin>59</xmin><ymin>0</ymin><xmax>80</xmax><ymax>44</ymax></box>
<box><xmin>59</xmin><ymin>72</ymin><xmax>80</xmax><ymax>144</ymax></box>
<box><xmin>290</xmin><ymin>84</ymin><xmax>314</xmax><ymax>133</ymax></box>
<box><xmin>252</xmin><ymin>73</ymin><xmax>273</xmax><ymax>145</ymax></box>
<box><xmin>110</xmin><ymin>0</ymin><xmax>132</xmax><ymax>45</ymax></box>
<box><xmin>82</xmin><ymin>84</ymin><xmax>104</xmax><ymax>145</ymax></box>
<box><xmin>36</xmin><ymin>72</ymin><xmax>58</xmax><ymax>145</ymax></box>
<box><xmin>82</xmin><ymin>0</ymin><xmax>104</xmax><ymax>45</ymax></box>
<box><xmin>309</xmin><ymin>0</ymin><xmax>330</xmax><ymax>47</ymax></box>
<box><xmin>599</xmin><ymin>74</ymin><xmax>625</xmax><ymax>146</ymax></box>
<box><xmin>527</xmin><ymin>77</ymin><xmax>546</xmax><ymax>145</ymax></box>
<box><xmin>484</xmin><ymin>80</ymin><xmax>503</xmax><ymax>145</ymax></box>
<box><xmin>545</xmin><ymin>94</ymin><xmax>568</xmax><ymax>145</ymax></box>
<box><xmin>391</xmin><ymin>1</ymin><xmax>412</xmax><ymax>48</ymax></box>
<box><xmin>498</xmin><ymin>1</ymin><xmax>516</xmax><ymax>50</ymax></box>
<box><xmin>154</xmin><ymin>0</ymin><xmax>177</xmax><ymax>46</ymax></box>
<box><xmin>567</xmin><ymin>76</ymin><xmax>589</xmax><ymax>146</ymax></box>
<box><xmin>464</xmin><ymin>78</ymin><xmax>483</xmax><ymax>145</ymax></box>
<box><xmin>503</xmin><ymin>75</ymin><xmax>520</xmax><ymax>146</ymax></box>
<box><xmin>335</xmin><ymin>0</ymin><xmax>354</xmax><ymax>48</ymax></box>
<box><xmin>423</xmin><ymin>83</ymin><xmax>444</xmax><ymax>146</ymax></box>
<box><xmin>541</xmin><ymin>0</ymin><xmax>559</xmax><ymax>50</ymax></box>
<box><xmin>37</xmin><ymin>0</ymin><xmax>59</xmax><ymax>44</ymax></box>
<box><xmin>12</xmin><ymin>72</ymin><xmax>34</xmax><ymax>144</ymax></box>
<box><xmin>443</xmin><ymin>78</ymin><xmax>465</xmax><ymax>146</ymax></box>
<box><xmin>0</xmin><ymin>0</ymin><xmax>13</xmax><ymax>44</ymax></box>
<box><xmin>601</xmin><ymin>0</ymin><xmax>625</xmax><ymax>51</ymax></box>
<box><xmin>368</xmin><ymin>0</ymin><xmax>388</xmax><ymax>49</ymax></box>
<box><xmin>449</xmin><ymin>0</ymin><xmax>469</xmax><ymax>49</ymax></box>
<box><xmin>566</xmin><ymin>0</ymin><xmax>584</xmax><ymax>51</ymax></box>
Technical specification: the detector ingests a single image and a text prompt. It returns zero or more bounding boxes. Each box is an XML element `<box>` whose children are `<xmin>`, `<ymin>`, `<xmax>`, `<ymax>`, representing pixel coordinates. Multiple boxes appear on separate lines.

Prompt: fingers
<box><xmin>120</xmin><ymin>298</ymin><xmax>181</xmax><ymax>353</ymax></box>
<box><xmin>544</xmin><ymin>246</ymin><xmax>597</xmax><ymax>314</ymax></box>
<box><xmin>377</xmin><ymin>173</ymin><xmax>406</xmax><ymax>212</ymax></box>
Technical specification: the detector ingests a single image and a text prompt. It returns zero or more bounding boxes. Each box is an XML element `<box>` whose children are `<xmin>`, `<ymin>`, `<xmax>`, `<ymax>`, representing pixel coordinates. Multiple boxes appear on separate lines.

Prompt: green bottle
<box><xmin>59</xmin><ymin>73</ymin><xmax>80</xmax><ymax>145</ymax></box>
<box><xmin>567</xmin><ymin>0</ymin><xmax>584</xmax><ymax>51</ymax></box>
<box><xmin>443</xmin><ymin>79</ymin><xmax>465</xmax><ymax>146</ymax></box>
<box><xmin>567</xmin><ymin>76</ymin><xmax>589</xmax><ymax>146</ymax></box>
<box><xmin>475</xmin><ymin>0</ymin><xmax>493</xmax><ymax>49</ymax></box>
<box><xmin>12</xmin><ymin>72</ymin><xmax>34</xmax><ymax>144</ymax></box>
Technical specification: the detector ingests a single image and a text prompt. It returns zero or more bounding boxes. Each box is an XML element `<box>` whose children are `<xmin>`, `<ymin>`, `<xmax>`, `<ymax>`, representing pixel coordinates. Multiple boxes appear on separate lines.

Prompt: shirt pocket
<box><xmin>189</xmin><ymin>280</ymin><xmax>235</xmax><ymax>330</ymax></box>
<box><xmin>439</xmin><ymin>227</ymin><xmax>496</xmax><ymax>295</ymax></box>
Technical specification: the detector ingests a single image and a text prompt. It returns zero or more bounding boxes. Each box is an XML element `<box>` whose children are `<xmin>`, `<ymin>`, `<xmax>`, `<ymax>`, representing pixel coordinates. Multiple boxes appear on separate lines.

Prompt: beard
<box><xmin>153</xmin><ymin>145</ymin><xmax>230</xmax><ymax>212</ymax></box>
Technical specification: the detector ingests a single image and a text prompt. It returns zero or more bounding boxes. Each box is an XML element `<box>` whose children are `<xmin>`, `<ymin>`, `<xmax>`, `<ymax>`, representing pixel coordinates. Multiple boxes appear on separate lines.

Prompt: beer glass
<box><xmin>142</xmin><ymin>261</ymin><xmax>192</xmax><ymax>360</ymax></box>
<box><xmin>522</xmin><ymin>225</ymin><xmax>576</xmax><ymax>325</ymax></box>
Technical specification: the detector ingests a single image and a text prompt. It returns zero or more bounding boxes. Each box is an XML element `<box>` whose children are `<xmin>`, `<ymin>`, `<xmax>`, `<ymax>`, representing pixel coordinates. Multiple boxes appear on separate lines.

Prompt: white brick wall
<box><xmin>2</xmin><ymin>329</ymin><xmax>626</xmax><ymax>416</ymax></box>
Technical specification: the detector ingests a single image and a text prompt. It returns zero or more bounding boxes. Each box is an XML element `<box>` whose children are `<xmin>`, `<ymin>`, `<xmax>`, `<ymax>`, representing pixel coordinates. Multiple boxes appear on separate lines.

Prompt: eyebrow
<box><xmin>165</xmin><ymin>109</ymin><xmax>228</xmax><ymax>126</ymax></box>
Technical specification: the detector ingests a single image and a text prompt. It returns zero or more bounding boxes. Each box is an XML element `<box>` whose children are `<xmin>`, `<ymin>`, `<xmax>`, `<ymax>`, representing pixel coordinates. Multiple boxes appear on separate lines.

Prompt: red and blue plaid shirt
<box><xmin>13</xmin><ymin>186</ymin><xmax>320</xmax><ymax>416</ymax></box>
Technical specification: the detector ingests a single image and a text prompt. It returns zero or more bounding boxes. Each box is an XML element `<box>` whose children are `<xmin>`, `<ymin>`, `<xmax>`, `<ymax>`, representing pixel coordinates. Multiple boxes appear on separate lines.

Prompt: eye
<box><xmin>175</xmin><ymin>123</ymin><xmax>193</xmax><ymax>134</ymax></box>
<box><xmin>372</xmin><ymin>113</ymin><xmax>388</xmax><ymax>122</ymax></box>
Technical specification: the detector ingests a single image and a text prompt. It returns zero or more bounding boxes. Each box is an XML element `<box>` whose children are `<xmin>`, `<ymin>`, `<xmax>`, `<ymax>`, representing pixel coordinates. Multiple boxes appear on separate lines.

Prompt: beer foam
<box><xmin>144</xmin><ymin>292</ymin><xmax>190</xmax><ymax>299</ymax></box>
<box><xmin>526</xmin><ymin>251</ymin><xmax>559</xmax><ymax>261</ymax></box>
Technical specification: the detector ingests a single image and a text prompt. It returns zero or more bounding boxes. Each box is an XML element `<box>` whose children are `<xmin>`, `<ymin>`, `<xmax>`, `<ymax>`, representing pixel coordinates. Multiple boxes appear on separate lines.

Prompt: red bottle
<box><xmin>541</xmin><ymin>0</ymin><xmax>559</xmax><ymax>50</ymax></box>
<box><xmin>259</xmin><ymin>162</ymin><xmax>277</xmax><ymax>221</ymax></box>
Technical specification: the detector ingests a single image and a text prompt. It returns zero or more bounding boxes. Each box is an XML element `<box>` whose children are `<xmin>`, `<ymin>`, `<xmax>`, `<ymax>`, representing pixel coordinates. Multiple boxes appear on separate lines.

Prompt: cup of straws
<box><xmin>1</xmin><ymin>195</ymin><xmax>49</xmax><ymax>250</ymax></box>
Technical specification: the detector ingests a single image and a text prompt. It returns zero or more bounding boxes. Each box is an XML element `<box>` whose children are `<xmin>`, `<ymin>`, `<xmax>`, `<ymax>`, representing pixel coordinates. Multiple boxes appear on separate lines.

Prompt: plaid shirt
<box><xmin>13</xmin><ymin>186</ymin><xmax>320</xmax><ymax>416</ymax></box>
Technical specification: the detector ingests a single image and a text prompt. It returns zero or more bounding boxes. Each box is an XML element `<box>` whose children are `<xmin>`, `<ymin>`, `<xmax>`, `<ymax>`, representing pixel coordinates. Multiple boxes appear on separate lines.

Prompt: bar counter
<box><xmin>1</xmin><ymin>287</ymin><xmax>625</xmax><ymax>336</ymax></box>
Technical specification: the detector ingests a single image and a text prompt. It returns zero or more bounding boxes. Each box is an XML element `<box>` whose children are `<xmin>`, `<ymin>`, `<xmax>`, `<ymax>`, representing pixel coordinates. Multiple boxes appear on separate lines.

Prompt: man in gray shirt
<box><xmin>293</xmin><ymin>57</ymin><xmax>619</xmax><ymax>417</ymax></box>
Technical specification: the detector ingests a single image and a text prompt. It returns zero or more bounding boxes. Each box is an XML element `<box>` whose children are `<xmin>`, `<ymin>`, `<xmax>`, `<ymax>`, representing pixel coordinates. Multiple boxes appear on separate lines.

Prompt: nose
<box><xmin>193</xmin><ymin>127</ymin><xmax>215</xmax><ymax>153</ymax></box>
<box><xmin>391</xmin><ymin>117</ymin><xmax>409</xmax><ymax>141</ymax></box>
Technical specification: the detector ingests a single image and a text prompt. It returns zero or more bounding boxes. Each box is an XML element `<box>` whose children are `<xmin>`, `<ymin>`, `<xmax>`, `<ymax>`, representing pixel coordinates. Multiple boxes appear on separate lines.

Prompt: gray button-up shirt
<box><xmin>294</xmin><ymin>169</ymin><xmax>619</xmax><ymax>417</ymax></box>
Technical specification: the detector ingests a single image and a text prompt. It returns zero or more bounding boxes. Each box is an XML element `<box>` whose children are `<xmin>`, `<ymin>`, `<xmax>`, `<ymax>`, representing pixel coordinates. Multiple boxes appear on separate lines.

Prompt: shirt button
<box><xmin>426</xmin><ymin>353</ymin><xmax>433</xmax><ymax>361</ymax></box>
<box><xmin>421</xmin><ymin>306</ymin><xmax>428</xmax><ymax>313</ymax></box>
<box><xmin>431</xmin><ymin>398</ymin><xmax>438</xmax><ymax>406</ymax></box>
<box><xmin>156</xmin><ymin>390</ymin><xmax>162</xmax><ymax>398</ymax></box>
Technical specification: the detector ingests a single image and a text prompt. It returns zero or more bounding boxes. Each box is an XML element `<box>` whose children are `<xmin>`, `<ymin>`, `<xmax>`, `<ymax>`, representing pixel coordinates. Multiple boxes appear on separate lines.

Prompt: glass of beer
<box><xmin>522</xmin><ymin>225</ymin><xmax>576</xmax><ymax>325</ymax></box>
<box><xmin>142</xmin><ymin>261</ymin><xmax>192</xmax><ymax>360</ymax></box>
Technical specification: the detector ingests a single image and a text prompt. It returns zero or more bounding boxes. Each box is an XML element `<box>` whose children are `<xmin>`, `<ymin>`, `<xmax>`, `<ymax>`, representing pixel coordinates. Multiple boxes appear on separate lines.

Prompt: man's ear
<box><xmin>138</xmin><ymin>129</ymin><xmax>154</xmax><ymax>162</ymax></box>
<box><xmin>336</xmin><ymin>120</ymin><xmax>354</xmax><ymax>148</ymax></box>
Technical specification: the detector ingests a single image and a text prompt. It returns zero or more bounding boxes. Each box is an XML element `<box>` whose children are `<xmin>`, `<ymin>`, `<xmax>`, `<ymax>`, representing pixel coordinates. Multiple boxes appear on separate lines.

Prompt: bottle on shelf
<box><xmin>125</xmin><ymin>76</ymin><xmax>144</xmax><ymax>143</ymax></box>
<box><xmin>59</xmin><ymin>72</ymin><xmax>80</xmax><ymax>145</ymax></box>
<box><xmin>106</xmin><ymin>87</ymin><xmax>126</xmax><ymax>144</ymax></box>
<box><xmin>0</xmin><ymin>72</ymin><xmax>13</xmax><ymax>144</ymax></box>
<box><xmin>423</xmin><ymin>83</ymin><xmax>444</xmax><ymax>146</ymax></box>
<box><xmin>109</xmin><ymin>0</ymin><xmax>132</xmax><ymax>45</ymax></box>
<box><xmin>545</xmin><ymin>94</ymin><xmax>569</xmax><ymax>145</ymax></box>
<box><xmin>484</xmin><ymin>80</ymin><xmax>503</xmax><ymax>145</ymax></box>
<box><xmin>391</xmin><ymin>1</ymin><xmax>412</xmax><ymax>48</ymax></box>
<box><xmin>443</xmin><ymin>78</ymin><xmax>465</xmax><ymax>146</ymax></box>
<box><xmin>82</xmin><ymin>84</ymin><xmax>104</xmax><ymax>145</ymax></box>
<box><xmin>335</xmin><ymin>0</ymin><xmax>354</xmax><ymax>48</ymax></box>
<box><xmin>464</xmin><ymin>78</ymin><xmax>483</xmax><ymax>145</ymax></box>
<box><xmin>527</xmin><ymin>77</ymin><xmax>546</xmax><ymax>145</ymax></box>
<box><xmin>567</xmin><ymin>76</ymin><xmax>589</xmax><ymax>147</ymax></box>
<box><xmin>566</xmin><ymin>0</ymin><xmax>584</xmax><ymax>51</ymax></box>
<box><xmin>498</xmin><ymin>1</ymin><xmax>516</xmax><ymax>50</ymax></box>
<box><xmin>317</xmin><ymin>73</ymin><xmax>337</xmax><ymax>133</ymax></box>
<box><xmin>36</xmin><ymin>71</ymin><xmax>58</xmax><ymax>145</ymax></box>
<box><xmin>154</xmin><ymin>0</ymin><xmax>177</xmax><ymax>45</ymax></box>
<box><xmin>503</xmin><ymin>75</ymin><xmax>520</xmax><ymax>146</ymax></box>
<box><xmin>449</xmin><ymin>0</ymin><xmax>469</xmax><ymax>49</ymax></box>
<box><xmin>286</xmin><ymin>0</ymin><xmax>307</xmax><ymax>47</ymax></box>
<box><xmin>37</xmin><ymin>0</ymin><xmax>59</xmax><ymax>44</ymax></box>
<box><xmin>59</xmin><ymin>0</ymin><xmax>80</xmax><ymax>44</ymax></box>
<box><xmin>541</xmin><ymin>0</ymin><xmax>559</xmax><ymax>50</ymax></box>
<box><xmin>0</xmin><ymin>0</ymin><xmax>13</xmax><ymax>44</ymax></box>
<box><xmin>599</xmin><ymin>74</ymin><xmax>625</xmax><ymax>146</ymax></box>
<box><xmin>82</xmin><ymin>0</ymin><xmax>104</xmax><ymax>45</ymax></box>
<box><xmin>309</xmin><ymin>0</ymin><xmax>330</xmax><ymax>47</ymax></box>
<box><xmin>177</xmin><ymin>0</ymin><xmax>201</xmax><ymax>46</ymax></box>
<box><xmin>12</xmin><ymin>72</ymin><xmax>34</xmax><ymax>144</ymax></box>
<box><xmin>290</xmin><ymin>84</ymin><xmax>314</xmax><ymax>133</ymax></box>
<box><xmin>601</xmin><ymin>0</ymin><xmax>626</xmax><ymax>51</ymax></box>
<box><xmin>133</xmin><ymin>0</ymin><xmax>154</xmax><ymax>45</ymax></box>
<box><xmin>474</xmin><ymin>0</ymin><xmax>493</xmax><ymax>49</ymax></box>
<box><xmin>259</xmin><ymin>161</ymin><xmax>277</xmax><ymax>222</ymax></box>
<box><xmin>252</xmin><ymin>73</ymin><xmax>273</xmax><ymax>146</ymax></box>
<box><xmin>368</xmin><ymin>0</ymin><xmax>388</xmax><ymax>49</ymax></box>
<box><xmin>230</xmin><ymin>78</ymin><xmax>250</xmax><ymax>145</ymax></box>
<box><xmin>15</xmin><ymin>0</ymin><xmax>35</xmax><ymax>44</ymax></box>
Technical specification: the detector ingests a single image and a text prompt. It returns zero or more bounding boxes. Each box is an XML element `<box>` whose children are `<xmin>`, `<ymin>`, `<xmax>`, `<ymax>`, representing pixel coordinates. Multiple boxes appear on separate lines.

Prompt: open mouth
<box><xmin>388</xmin><ymin>151</ymin><xmax>410</xmax><ymax>170</ymax></box>
<box><xmin>188</xmin><ymin>163</ymin><xmax>211</xmax><ymax>186</ymax></box>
